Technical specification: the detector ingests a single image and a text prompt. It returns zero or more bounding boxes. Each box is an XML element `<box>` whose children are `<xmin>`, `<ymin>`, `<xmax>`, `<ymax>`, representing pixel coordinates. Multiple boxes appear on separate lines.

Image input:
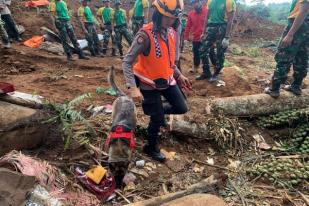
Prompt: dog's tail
<box><xmin>108</xmin><ymin>66</ymin><xmax>126</xmax><ymax>96</ymax></box>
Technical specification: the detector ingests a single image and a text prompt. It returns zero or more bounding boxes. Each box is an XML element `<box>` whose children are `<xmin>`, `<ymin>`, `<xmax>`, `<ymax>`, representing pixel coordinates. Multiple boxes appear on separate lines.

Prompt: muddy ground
<box><xmin>1</xmin><ymin>1</ymin><xmax>308</xmax><ymax>206</ymax></box>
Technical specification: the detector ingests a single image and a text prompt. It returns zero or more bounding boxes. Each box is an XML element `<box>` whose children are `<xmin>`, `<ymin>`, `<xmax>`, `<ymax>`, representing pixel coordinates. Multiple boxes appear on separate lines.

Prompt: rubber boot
<box><xmin>67</xmin><ymin>53</ymin><xmax>75</xmax><ymax>61</ymax></box>
<box><xmin>78</xmin><ymin>51</ymin><xmax>89</xmax><ymax>60</ymax></box>
<box><xmin>111</xmin><ymin>48</ymin><xmax>116</xmax><ymax>56</ymax></box>
<box><xmin>196</xmin><ymin>66</ymin><xmax>212</xmax><ymax>80</ymax></box>
<box><xmin>209</xmin><ymin>68</ymin><xmax>221</xmax><ymax>82</ymax></box>
<box><xmin>119</xmin><ymin>48</ymin><xmax>124</xmax><ymax>57</ymax></box>
<box><xmin>284</xmin><ymin>77</ymin><xmax>304</xmax><ymax>96</ymax></box>
<box><xmin>143</xmin><ymin>136</ymin><xmax>166</xmax><ymax>163</ymax></box>
<box><xmin>265</xmin><ymin>77</ymin><xmax>281</xmax><ymax>98</ymax></box>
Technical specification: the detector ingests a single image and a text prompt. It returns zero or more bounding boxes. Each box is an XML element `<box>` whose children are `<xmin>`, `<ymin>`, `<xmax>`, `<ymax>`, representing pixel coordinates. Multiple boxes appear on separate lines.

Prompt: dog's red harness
<box><xmin>105</xmin><ymin>125</ymin><xmax>135</xmax><ymax>150</ymax></box>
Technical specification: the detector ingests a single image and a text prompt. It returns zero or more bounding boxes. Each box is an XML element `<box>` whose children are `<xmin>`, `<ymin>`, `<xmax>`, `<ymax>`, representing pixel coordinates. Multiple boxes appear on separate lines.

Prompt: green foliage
<box><xmin>45</xmin><ymin>93</ymin><xmax>96</xmax><ymax>149</ymax></box>
<box><xmin>240</xmin><ymin>2</ymin><xmax>290</xmax><ymax>25</ymax></box>
<box><xmin>247</xmin><ymin>157</ymin><xmax>309</xmax><ymax>189</ymax></box>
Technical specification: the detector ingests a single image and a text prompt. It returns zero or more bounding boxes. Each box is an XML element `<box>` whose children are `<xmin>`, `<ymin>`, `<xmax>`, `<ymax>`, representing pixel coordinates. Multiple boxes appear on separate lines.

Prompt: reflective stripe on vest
<box><xmin>133</xmin><ymin>23</ymin><xmax>176</xmax><ymax>89</ymax></box>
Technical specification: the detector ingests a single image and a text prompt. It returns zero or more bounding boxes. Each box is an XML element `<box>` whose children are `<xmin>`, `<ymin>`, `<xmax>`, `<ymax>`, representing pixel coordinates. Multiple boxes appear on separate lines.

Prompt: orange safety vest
<box><xmin>133</xmin><ymin>23</ymin><xmax>176</xmax><ymax>89</ymax></box>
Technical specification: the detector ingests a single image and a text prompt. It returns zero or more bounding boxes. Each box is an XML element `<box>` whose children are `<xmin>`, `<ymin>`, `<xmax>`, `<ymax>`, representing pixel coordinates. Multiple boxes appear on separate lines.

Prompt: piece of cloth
<box><xmin>55</xmin><ymin>19</ymin><xmax>82</xmax><ymax>56</ymax></box>
<box><xmin>123</xmin><ymin>29</ymin><xmax>181</xmax><ymax>89</ymax></box>
<box><xmin>200</xmin><ymin>24</ymin><xmax>227</xmax><ymax>75</ymax></box>
<box><xmin>0</xmin><ymin>0</ymin><xmax>11</xmax><ymax>15</ymax></box>
<box><xmin>84</xmin><ymin>22</ymin><xmax>100</xmax><ymax>55</ymax></box>
<box><xmin>114</xmin><ymin>24</ymin><xmax>133</xmax><ymax>54</ymax></box>
<box><xmin>175</xmin><ymin>23</ymin><xmax>182</xmax><ymax>62</ymax></box>
<box><xmin>133</xmin><ymin>0</ymin><xmax>149</xmax><ymax>17</ymax></box>
<box><xmin>0</xmin><ymin>15</ymin><xmax>9</xmax><ymax>44</ymax></box>
<box><xmin>132</xmin><ymin>16</ymin><xmax>144</xmax><ymax>35</ymax></box>
<box><xmin>23</xmin><ymin>35</ymin><xmax>44</xmax><ymax>48</ymax></box>
<box><xmin>184</xmin><ymin>6</ymin><xmax>208</xmax><ymax>42</ymax></box>
<box><xmin>114</xmin><ymin>8</ymin><xmax>126</xmax><ymax>27</ymax></box>
<box><xmin>141</xmin><ymin>85</ymin><xmax>187</xmax><ymax>140</ymax></box>
<box><xmin>25</xmin><ymin>0</ymin><xmax>49</xmax><ymax>8</ymax></box>
<box><xmin>133</xmin><ymin>23</ymin><xmax>176</xmax><ymax>90</ymax></box>
<box><xmin>271</xmin><ymin>19</ymin><xmax>309</xmax><ymax>90</ymax></box>
<box><xmin>102</xmin><ymin>24</ymin><xmax>116</xmax><ymax>53</ymax></box>
<box><xmin>207</xmin><ymin>0</ymin><xmax>236</xmax><ymax>24</ymax></box>
<box><xmin>289</xmin><ymin>0</ymin><xmax>309</xmax><ymax>20</ymax></box>
<box><xmin>97</xmin><ymin>7</ymin><xmax>114</xmax><ymax>24</ymax></box>
<box><xmin>78</xmin><ymin>6</ymin><xmax>94</xmax><ymax>23</ymax></box>
<box><xmin>1</xmin><ymin>14</ymin><xmax>20</xmax><ymax>39</ymax></box>
<box><xmin>49</xmin><ymin>0</ymin><xmax>70</xmax><ymax>20</ymax></box>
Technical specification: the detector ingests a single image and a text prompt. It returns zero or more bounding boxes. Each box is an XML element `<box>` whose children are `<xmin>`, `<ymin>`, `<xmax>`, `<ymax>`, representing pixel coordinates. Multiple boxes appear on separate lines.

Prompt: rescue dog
<box><xmin>106</xmin><ymin>66</ymin><xmax>137</xmax><ymax>188</ymax></box>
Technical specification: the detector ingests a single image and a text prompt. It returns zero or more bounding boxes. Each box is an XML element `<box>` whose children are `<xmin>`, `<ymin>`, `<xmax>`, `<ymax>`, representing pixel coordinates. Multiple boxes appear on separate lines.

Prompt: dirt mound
<box><xmin>233</xmin><ymin>11</ymin><xmax>284</xmax><ymax>43</ymax></box>
<box><xmin>0</xmin><ymin>49</ymin><xmax>38</xmax><ymax>76</ymax></box>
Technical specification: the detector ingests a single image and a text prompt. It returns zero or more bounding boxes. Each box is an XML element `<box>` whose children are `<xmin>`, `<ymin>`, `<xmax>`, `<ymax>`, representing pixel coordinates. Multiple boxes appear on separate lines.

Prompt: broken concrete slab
<box><xmin>0</xmin><ymin>101</ymin><xmax>48</xmax><ymax>156</ymax></box>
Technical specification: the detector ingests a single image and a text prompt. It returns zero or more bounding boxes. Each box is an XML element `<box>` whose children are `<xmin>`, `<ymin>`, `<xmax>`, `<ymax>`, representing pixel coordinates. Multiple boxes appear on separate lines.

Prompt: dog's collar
<box><xmin>106</xmin><ymin>125</ymin><xmax>135</xmax><ymax>150</ymax></box>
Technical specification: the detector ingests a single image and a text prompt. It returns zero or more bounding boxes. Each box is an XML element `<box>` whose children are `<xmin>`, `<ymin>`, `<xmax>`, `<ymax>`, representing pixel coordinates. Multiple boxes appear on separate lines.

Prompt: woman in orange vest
<box><xmin>123</xmin><ymin>0</ymin><xmax>192</xmax><ymax>162</ymax></box>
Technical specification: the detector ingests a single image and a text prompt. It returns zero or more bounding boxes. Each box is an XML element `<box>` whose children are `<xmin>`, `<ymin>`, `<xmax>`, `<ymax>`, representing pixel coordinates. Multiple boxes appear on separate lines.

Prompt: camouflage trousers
<box><xmin>102</xmin><ymin>24</ymin><xmax>116</xmax><ymax>54</ymax></box>
<box><xmin>55</xmin><ymin>19</ymin><xmax>82</xmax><ymax>56</ymax></box>
<box><xmin>114</xmin><ymin>24</ymin><xmax>133</xmax><ymax>56</ymax></box>
<box><xmin>200</xmin><ymin>23</ymin><xmax>227</xmax><ymax>76</ymax></box>
<box><xmin>271</xmin><ymin>20</ymin><xmax>309</xmax><ymax>89</ymax></box>
<box><xmin>85</xmin><ymin>22</ymin><xmax>101</xmax><ymax>55</ymax></box>
<box><xmin>0</xmin><ymin>15</ymin><xmax>9</xmax><ymax>44</ymax></box>
<box><xmin>132</xmin><ymin>16</ymin><xmax>144</xmax><ymax>35</ymax></box>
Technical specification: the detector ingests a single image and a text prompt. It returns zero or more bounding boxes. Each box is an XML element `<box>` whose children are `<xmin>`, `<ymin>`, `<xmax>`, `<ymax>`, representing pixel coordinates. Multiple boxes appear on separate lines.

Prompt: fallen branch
<box><xmin>115</xmin><ymin>189</ymin><xmax>131</xmax><ymax>204</ymax></box>
<box><xmin>193</xmin><ymin>159</ymin><xmax>235</xmax><ymax>173</ymax></box>
<box><xmin>126</xmin><ymin>174</ymin><xmax>227</xmax><ymax>206</ymax></box>
<box><xmin>205</xmin><ymin>89</ymin><xmax>309</xmax><ymax>116</ymax></box>
<box><xmin>298</xmin><ymin>191</ymin><xmax>309</xmax><ymax>206</ymax></box>
<box><xmin>228</xmin><ymin>179</ymin><xmax>247</xmax><ymax>206</ymax></box>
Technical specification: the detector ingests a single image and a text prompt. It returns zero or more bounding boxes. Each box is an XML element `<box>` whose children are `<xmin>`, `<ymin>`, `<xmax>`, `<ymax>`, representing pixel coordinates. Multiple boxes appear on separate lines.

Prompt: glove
<box><xmin>112</xmin><ymin>31</ymin><xmax>115</xmax><ymax>36</ymax></box>
<box><xmin>222</xmin><ymin>37</ymin><xmax>229</xmax><ymax>49</ymax></box>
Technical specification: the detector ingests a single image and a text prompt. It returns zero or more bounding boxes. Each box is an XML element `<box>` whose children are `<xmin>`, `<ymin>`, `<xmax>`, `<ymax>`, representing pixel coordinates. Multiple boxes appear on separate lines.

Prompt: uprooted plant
<box><xmin>44</xmin><ymin>93</ymin><xmax>97</xmax><ymax>149</ymax></box>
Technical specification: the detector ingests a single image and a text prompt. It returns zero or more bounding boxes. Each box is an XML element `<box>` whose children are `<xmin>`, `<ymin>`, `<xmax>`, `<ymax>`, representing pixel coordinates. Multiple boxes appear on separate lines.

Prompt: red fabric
<box><xmin>0</xmin><ymin>82</ymin><xmax>15</xmax><ymax>94</ymax></box>
<box><xmin>184</xmin><ymin>7</ymin><xmax>208</xmax><ymax>42</ymax></box>
<box><xmin>105</xmin><ymin>126</ymin><xmax>135</xmax><ymax>150</ymax></box>
<box><xmin>75</xmin><ymin>167</ymin><xmax>116</xmax><ymax>201</ymax></box>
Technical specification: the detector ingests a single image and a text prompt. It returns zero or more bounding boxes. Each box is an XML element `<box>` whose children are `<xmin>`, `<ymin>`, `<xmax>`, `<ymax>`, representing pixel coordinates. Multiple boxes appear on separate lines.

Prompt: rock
<box><xmin>0</xmin><ymin>101</ymin><xmax>48</xmax><ymax>156</ymax></box>
<box><xmin>39</xmin><ymin>41</ymin><xmax>64</xmax><ymax>55</ymax></box>
<box><xmin>161</xmin><ymin>194</ymin><xmax>228</xmax><ymax>206</ymax></box>
<box><xmin>0</xmin><ymin>168</ymin><xmax>36</xmax><ymax>206</ymax></box>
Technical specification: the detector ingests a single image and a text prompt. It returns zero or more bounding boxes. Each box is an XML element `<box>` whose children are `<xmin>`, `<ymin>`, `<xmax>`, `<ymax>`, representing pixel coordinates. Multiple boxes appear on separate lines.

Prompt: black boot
<box><xmin>111</xmin><ymin>48</ymin><xmax>116</xmax><ymax>56</ymax></box>
<box><xmin>265</xmin><ymin>78</ymin><xmax>281</xmax><ymax>98</ymax></box>
<box><xmin>119</xmin><ymin>48</ymin><xmax>124</xmax><ymax>57</ymax></box>
<box><xmin>67</xmin><ymin>53</ymin><xmax>75</xmax><ymax>61</ymax></box>
<box><xmin>209</xmin><ymin>68</ymin><xmax>221</xmax><ymax>82</ymax></box>
<box><xmin>143</xmin><ymin>137</ymin><xmax>166</xmax><ymax>162</ymax></box>
<box><xmin>196</xmin><ymin>72</ymin><xmax>211</xmax><ymax>81</ymax></box>
<box><xmin>284</xmin><ymin>77</ymin><xmax>303</xmax><ymax>96</ymax></box>
<box><xmin>196</xmin><ymin>66</ymin><xmax>212</xmax><ymax>80</ymax></box>
<box><xmin>102</xmin><ymin>48</ymin><xmax>107</xmax><ymax>55</ymax></box>
<box><xmin>78</xmin><ymin>50</ymin><xmax>89</xmax><ymax>60</ymax></box>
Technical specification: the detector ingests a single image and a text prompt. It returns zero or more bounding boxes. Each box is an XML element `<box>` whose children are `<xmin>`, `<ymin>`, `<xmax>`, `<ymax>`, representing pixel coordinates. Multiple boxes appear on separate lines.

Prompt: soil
<box><xmin>1</xmin><ymin>1</ymin><xmax>308</xmax><ymax>206</ymax></box>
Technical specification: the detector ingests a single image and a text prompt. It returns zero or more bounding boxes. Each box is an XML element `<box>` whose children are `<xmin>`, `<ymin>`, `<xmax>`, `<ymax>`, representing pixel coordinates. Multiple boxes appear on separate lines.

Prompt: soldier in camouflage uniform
<box><xmin>131</xmin><ymin>0</ymin><xmax>149</xmax><ymax>35</ymax></box>
<box><xmin>78</xmin><ymin>0</ymin><xmax>101</xmax><ymax>56</ymax></box>
<box><xmin>49</xmin><ymin>0</ymin><xmax>87</xmax><ymax>61</ymax></box>
<box><xmin>114</xmin><ymin>1</ymin><xmax>133</xmax><ymax>57</ymax></box>
<box><xmin>97</xmin><ymin>0</ymin><xmax>116</xmax><ymax>56</ymax></box>
<box><xmin>265</xmin><ymin>0</ymin><xmax>309</xmax><ymax>98</ymax></box>
<box><xmin>197</xmin><ymin>0</ymin><xmax>236</xmax><ymax>82</ymax></box>
<box><xmin>0</xmin><ymin>14</ymin><xmax>10</xmax><ymax>48</ymax></box>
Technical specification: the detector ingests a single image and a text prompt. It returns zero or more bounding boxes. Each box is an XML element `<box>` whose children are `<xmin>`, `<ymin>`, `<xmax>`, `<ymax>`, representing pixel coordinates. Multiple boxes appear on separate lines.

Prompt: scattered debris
<box><xmin>136</xmin><ymin>160</ymin><xmax>145</xmax><ymax>168</ymax></box>
<box><xmin>75</xmin><ymin>167</ymin><xmax>116</xmax><ymax>201</ymax></box>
